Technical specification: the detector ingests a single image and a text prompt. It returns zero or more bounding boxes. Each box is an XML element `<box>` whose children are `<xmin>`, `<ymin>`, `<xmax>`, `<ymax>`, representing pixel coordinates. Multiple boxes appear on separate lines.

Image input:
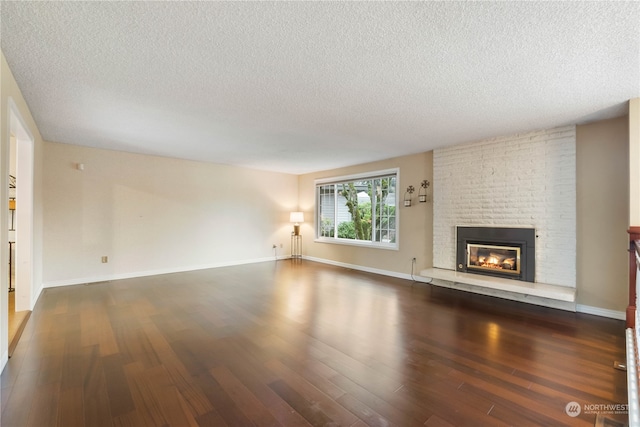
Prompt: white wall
<box><xmin>42</xmin><ymin>142</ymin><xmax>298</xmax><ymax>286</ymax></box>
<box><xmin>433</xmin><ymin>126</ymin><xmax>576</xmax><ymax>288</ymax></box>
<box><xmin>1</xmin><ymin>52</ymin><xmax>45</xmax><ymax>371</ymax></box>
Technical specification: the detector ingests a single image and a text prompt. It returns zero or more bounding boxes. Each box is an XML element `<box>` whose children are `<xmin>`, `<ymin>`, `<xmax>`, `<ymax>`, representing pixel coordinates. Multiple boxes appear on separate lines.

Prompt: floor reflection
<box><xmin>273</xmin><ymin>265</ymin><xmax>404</xmax><ymax>373</ymax></box>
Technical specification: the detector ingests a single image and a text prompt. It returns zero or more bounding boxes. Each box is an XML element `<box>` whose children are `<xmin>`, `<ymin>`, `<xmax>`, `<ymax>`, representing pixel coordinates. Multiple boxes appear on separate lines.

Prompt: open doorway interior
<box><xmin>7</xmin><ymin>132</ymin><xmax>31</xmax><ymax>357</ymax></box>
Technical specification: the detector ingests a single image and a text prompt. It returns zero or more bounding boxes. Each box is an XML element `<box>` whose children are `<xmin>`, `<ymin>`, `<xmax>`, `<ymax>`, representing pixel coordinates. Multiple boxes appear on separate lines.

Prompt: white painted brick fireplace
<box><xmin>427</xmin><ymin>126</ymin><xmax>576</xmax><ymax>306</ymax></box>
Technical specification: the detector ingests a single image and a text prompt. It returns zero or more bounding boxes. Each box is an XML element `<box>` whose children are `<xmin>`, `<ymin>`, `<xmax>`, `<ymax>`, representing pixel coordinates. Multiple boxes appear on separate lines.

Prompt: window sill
<box><xmin>314</xmin><ymin>237</ymin><xmax>398</xmax><ymax>251</ymax></box>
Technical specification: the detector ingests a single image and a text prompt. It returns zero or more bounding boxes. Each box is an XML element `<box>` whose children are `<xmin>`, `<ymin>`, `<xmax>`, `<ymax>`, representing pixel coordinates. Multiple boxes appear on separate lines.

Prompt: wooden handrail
<box><xmin>628</xmin><ymin>227</ymin><xmax>640</xmax><ymax>328</ymax></box>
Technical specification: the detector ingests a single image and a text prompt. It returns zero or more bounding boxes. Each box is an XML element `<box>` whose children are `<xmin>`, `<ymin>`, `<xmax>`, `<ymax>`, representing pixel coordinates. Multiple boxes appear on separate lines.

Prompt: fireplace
<box><xmin>456</xmin><ymin>226</ymin><xmax>535</xmax><ymax>282</ymax></box>
<box><xmin>467</xmin><ymin>243</ymin><xmax>520</xmax><ymax>275</ymax></box>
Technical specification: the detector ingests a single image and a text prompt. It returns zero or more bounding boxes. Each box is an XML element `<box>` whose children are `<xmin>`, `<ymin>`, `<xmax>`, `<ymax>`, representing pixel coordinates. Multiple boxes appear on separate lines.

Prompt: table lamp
<box><xmin>290</xmin><ymin>212</ymin><xmax>304</xmax><ymax>235</ymax></box>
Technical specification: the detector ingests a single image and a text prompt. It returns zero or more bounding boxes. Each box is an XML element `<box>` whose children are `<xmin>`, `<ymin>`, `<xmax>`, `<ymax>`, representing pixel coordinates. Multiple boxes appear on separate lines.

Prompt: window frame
<box><xmin>314</xmin><ymin>168</ymin><xmax>400</xmax><ymax>250</ymax></box>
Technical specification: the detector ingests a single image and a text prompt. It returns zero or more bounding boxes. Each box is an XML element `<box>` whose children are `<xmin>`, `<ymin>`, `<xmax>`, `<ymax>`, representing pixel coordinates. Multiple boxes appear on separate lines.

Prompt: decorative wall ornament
<box><xmin>404</xmin><ymin>186</ymin><xmax>414</xmax><ymax>207</ymax></box>
<box><xmin>419</xmin><ymin>180</ymin><xmax>430</xmax><ymax>203</ymax></box>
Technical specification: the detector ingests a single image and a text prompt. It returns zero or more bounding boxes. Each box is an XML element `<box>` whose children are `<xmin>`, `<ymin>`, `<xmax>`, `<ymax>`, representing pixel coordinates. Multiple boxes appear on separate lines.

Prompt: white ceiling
<box><xmin>1</xmin><ymin>1</ymin><xmax>639</xmax><ymax>175</ymax></box>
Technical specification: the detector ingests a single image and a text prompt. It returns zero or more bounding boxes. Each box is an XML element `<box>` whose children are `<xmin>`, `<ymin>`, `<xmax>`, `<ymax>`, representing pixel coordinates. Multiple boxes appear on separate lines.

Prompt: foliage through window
<box><xmin>316</xmin><ymin>170</ymin><xmax>397</xmax><ymax>247</ymax></box>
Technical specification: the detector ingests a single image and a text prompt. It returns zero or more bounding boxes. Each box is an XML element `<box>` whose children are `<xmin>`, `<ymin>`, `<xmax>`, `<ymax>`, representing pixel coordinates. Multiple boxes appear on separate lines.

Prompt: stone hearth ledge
<box><xmin>420</xmin><ymin>268</ymin><xmax>577</xmax><ymax>311</ymax></box>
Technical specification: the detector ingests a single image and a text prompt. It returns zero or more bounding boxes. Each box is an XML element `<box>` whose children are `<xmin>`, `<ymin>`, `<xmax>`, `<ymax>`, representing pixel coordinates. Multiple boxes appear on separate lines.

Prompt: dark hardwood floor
<box><xmin>8</xmin><ymin>289</ymin><xmax>31</xmax><ymax>358</ymax></box>
<box><xmin>0</xmin><ymin>260</ymin><xmax>628</xmax><ymax>426</ymax></box>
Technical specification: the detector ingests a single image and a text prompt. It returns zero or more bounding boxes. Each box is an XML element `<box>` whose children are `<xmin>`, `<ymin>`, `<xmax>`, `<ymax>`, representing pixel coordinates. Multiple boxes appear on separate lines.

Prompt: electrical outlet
<box><xmin>280</xmin><ymin>243</ymin><xmax>283</xmax><ymax>248</ymax></box>
<box><xmin>101</xmin><ymin>256</ymin><xmax>108</xmax><ymax>263</ymax></box>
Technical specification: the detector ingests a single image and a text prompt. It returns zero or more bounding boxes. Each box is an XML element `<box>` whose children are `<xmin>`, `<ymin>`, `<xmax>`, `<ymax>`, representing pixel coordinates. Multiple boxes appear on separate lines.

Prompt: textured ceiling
<box><xmin>1</xmin><ymin>1</ymin><xmax>639</xmax><ymax>174</ymax></box>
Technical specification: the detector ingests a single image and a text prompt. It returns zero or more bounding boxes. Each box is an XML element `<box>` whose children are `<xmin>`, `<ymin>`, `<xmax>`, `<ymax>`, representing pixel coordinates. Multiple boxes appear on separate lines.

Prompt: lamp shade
<box><xmin>290</xmin><ymin>212</ymin><xmax>304</xmax><ymax>223</ymax></box>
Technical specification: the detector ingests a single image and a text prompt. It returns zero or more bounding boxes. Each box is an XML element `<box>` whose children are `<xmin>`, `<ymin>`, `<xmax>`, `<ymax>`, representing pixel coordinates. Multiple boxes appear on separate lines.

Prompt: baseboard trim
<box><xmin>8</xmin><ymin>311</ymin><xmax>31</xmax><ymax>358</ymax></box>
<box><xmin>303</xmin><ymin>256</ymin><xmax>432</xmax><ymax>284</ymax></box>
<box><xmin>42</xmin><ymin>257</ymin><xmax>283</xmax><ymax>288</ymax></box>
<box><xmin>39</xmin><ymin>256</ymin><xmax>626</xmax><ymax>321</ymax></box>
<box><xmin>0</xmin><ymin>350</ymin><xmax>8</xmax><ymax>374</ymax></box>
<box><xmin>31</xmin><ymin>283</ymin><xmax>43</xmax><ymax>311</ymax></box>
<box><xmin>305</xmin><ymin>257</ymin><xmax>626</xmax><ymax>318</ymax></box>
<box><xmin>576</xmin><ymin>304</ymin><xmax>625</xmax><ymax>320</ymax></box>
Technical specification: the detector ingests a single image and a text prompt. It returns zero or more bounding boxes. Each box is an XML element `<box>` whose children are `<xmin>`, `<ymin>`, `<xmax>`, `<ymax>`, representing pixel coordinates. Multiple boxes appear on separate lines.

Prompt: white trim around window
<box><xmin>314</xmin><ymin>168</ymin><xmax>400</xmax><ymax>250</ymax></box>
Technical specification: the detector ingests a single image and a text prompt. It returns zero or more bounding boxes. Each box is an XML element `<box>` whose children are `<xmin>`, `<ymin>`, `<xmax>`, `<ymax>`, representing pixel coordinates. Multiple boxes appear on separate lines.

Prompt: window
<box><xmin>316</xmin><ymin>169</ymin><xmax>398</xmax><ymax>249</ymax></box>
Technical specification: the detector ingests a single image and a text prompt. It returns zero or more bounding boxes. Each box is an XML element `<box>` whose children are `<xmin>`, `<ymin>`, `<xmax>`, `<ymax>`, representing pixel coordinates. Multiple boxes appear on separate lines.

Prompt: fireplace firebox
<box><xmin>456</xmin><ymin>226</ymin><xmax>535</xmax><ymax>282</ymax></box>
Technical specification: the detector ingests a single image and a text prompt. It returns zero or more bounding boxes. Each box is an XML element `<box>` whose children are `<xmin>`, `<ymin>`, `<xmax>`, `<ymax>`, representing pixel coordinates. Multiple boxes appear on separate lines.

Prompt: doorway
<box><xmin>7</xmin><ymin>100</ymin><xmax>34</xmax><ymax>357</ymax></box>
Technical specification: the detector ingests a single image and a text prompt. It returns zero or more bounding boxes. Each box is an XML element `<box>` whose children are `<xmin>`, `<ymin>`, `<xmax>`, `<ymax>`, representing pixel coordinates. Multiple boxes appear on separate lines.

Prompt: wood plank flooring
<box><xmin>0</xmin><ymin>261</ymin><xmax>628</xmax><ymax>426</ymax></box>
<box><xmin>8</xmin><ymin>290</ymin><xmax>31</xmax><ymax>358</ymax></box>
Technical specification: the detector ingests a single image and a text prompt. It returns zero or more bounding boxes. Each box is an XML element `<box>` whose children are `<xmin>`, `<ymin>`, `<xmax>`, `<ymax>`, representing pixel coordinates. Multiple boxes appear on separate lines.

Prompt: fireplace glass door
<box><xmin>466</xmin><ymin>244</ymin><xmax>521</xmax><ymax>275</ymax></box>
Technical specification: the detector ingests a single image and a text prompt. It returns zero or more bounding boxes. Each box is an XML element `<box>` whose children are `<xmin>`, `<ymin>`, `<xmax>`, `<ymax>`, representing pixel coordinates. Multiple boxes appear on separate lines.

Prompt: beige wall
<box><xmin>1</xmin><ymin>46</ymin><xmax>636</xmax><ymax>379</ymax></box>
<box><xmin>299</xmin><ymin>116</ymin><xmax>630</xmax><ymax>313</ymax></box>
<box><xmin>576</xmin><ymin>116</ymin><xmax>629</xmax><ymax>311</ymax></box>
<box><xmin>630</xmin><ymin>98</ymin><xmax>640</xmax><ymax>225</ymax></box>
<box><xmin>298</xmin><ymin>152</ymin><xmax>433</xmax><ymax>276</ymax></box>
<box><xmin>1</xmin><ymin>52</ymin><xmax>45</xmax><ymax>367</ymax></box>
<box><xmin>42</xmin><ymin>142</ymin><xmax>298</xmax><ymax>285</ymax></box>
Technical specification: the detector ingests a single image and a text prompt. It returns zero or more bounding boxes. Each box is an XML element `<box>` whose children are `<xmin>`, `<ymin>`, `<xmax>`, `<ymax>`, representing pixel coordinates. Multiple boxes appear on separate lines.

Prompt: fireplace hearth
<box><xmin>456</xmin><ymin>226</ymin><xmax>535</xmax><ymax>282</ymax></box>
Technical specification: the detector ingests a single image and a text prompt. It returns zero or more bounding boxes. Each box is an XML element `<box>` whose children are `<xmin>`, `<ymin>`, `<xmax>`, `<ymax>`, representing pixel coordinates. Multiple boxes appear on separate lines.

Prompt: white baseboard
<box><xmin>42</xmin><ymin>256</ymin><xmax>282</xmax><ymax>288</ymax></box>
<box><xmin>576</xmin><ymin>304</ymin><xmax>625</xmax><ymax>320</ymax></box>
<box><xmin>31</xmin><ymin>283</ymin><xmax>43</xmax><ymax>310</ymax></box>
<box><xmin>305</xmin><ymin>257</ymin><xmax>625</xmax><ymax>319</ymax></box>
<box><xmin>303</xmin><ymin>256</ymin><xmax>432</xmax><ymax>284</ymax></box>
<box><xmin>0</xmin><ymin>350</ymin><xmax>8</xmax><ymax>374</ymax></box>
<box><xmin>39</xmin><ymin>255</ymin><xmax>627</xmax><ymax>322</ymax></box>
